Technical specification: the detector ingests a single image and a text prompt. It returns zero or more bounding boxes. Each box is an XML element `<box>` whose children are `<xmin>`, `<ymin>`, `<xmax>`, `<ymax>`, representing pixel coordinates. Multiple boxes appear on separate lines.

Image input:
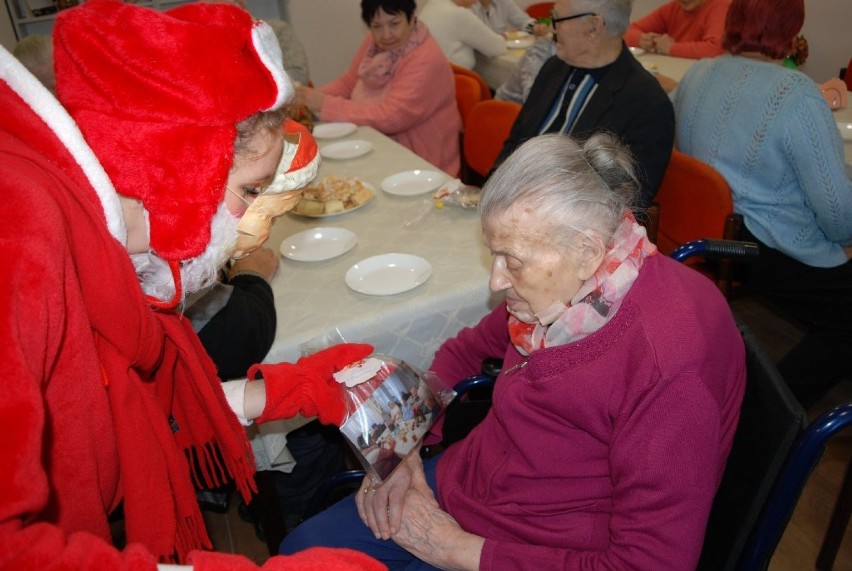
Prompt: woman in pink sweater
<box><xmin>282</xmin><ymin>133</ymin><xmax>746</xmax><ymax>569</ymax></box>
<box><xmin>296</xmin><ymin>0</ymin><xmax>462</xmax><ymax>175</ymax></box>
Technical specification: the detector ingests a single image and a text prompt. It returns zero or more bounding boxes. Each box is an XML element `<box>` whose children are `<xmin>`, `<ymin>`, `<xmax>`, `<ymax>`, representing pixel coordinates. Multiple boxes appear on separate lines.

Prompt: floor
<box><xmin>202</xmin><ymin>297</ymin><xmax>852</xmax><ymax>569</ymax></box>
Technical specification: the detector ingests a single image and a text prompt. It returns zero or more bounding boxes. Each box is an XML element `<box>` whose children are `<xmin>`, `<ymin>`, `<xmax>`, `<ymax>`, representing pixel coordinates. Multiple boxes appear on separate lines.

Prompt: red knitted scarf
<box><xmin>9</xmin><ymin>79</ymin><xmax>257</xmax><ymax>563</ymax></box>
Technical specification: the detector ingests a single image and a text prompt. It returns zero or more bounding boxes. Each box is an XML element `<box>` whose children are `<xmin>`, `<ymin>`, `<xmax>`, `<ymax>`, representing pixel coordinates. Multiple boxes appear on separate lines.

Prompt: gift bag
<box><xmin>333</xmin><ymin>355</ymin><xmax>456</xmax><ymax>485</ymax></box>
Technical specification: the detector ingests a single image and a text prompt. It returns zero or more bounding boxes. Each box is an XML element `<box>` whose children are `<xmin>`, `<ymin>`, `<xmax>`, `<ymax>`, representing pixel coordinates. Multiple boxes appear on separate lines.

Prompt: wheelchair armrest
<box><xmin>481</xmin><ymin>357</ymin><xmax>504</xmax><ymax>379</ymax></box>
<box><xmin>454</xmin><ymin>374</ymin><xmax>496</xmax><ymax>399</ymax></box>
<box><xmin>670</xmin><ymin>239</ymin><xmax>759</xmax><ymax>262</ymax></box>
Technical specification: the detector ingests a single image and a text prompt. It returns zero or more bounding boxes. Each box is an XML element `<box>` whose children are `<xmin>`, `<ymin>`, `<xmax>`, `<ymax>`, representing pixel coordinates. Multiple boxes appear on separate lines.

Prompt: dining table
<box><xmin>247</xmin><ymin>125</ymin><xmax>500</xmax><ymax>470</ymax></box>
<box><xmin>474</xmin><ymin>42</ymin><xmax>529</xmax><ymax>91</ymax></box>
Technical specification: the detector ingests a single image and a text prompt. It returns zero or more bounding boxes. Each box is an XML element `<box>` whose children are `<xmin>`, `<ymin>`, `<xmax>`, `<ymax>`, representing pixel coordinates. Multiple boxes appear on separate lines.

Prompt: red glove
<box><xmin>189</xmin><ymin>546</ymin><xmax>387</xmax><ymax>571</ymax></box>
<box><xmin>248</xmin><ymin>343</ymin><xmax>373</xmax><ymax>425</ymax></box>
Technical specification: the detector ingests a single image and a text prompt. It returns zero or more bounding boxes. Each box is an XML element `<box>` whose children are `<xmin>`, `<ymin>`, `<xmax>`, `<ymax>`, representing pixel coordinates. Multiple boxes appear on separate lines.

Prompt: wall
<box><xmin>0</xmin><ymin>0</ymin><xmax>282</xmax><ymax>51</ymax></box>
<box><xmin>3</xmin><ymin>0</ymin><xmax>849</xmax><ymax>84</ymax></box>
<box><xmin>0</xmin><ymin>4</ymin><xmax>14</xmax><ymax>50</ymax></box>
<box><xmin>286</xmin><ymin>0</ymin><xmax>365</xmax><ymax>86</ymax></box>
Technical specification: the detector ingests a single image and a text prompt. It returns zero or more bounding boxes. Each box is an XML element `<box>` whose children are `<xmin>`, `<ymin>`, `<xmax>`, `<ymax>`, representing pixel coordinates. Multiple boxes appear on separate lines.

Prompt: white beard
<box><xmin>131</xmin><ymin>202</ymin><xmax>240</xmax><ymax>304</ymax></box>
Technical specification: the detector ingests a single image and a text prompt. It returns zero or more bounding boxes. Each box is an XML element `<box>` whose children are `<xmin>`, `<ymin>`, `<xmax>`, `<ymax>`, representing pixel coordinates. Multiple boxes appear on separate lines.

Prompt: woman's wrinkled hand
<box><xmin>355</xmin><ymin>446</ymin><xmax>434</xmax><ymax>540</ymax></box>
<box><xmin>531</xmin><ymin>23</ymin><xmax>550</xmax><ymax>37</ymax></box>
<box><xmin>228</xmin><ymin>246</ymin><xmax>279</xmax><ymax>282</ymax></box>
<box><xmin>819</xmin><ymin>78</ymin><xmax>848</xmax><ymax>110</ymax></box>
<box><xmin>391</xmin><ymin>487</ymin><xmax>485</xmax><ymax>571</ymax></box>
<box><xmin>652</xmin><ymin>33</ymin><xmax>674</xmax><ymax>55</ymax></box>
<box><xmin>295</xmin><ymin>85</ymin><xmax>325</xmax><ymax>115</ymax></box>
<box><xmin>638</xmin><ymin>32</ymin><xmax>658</xmax><ymax>52</ymax></box>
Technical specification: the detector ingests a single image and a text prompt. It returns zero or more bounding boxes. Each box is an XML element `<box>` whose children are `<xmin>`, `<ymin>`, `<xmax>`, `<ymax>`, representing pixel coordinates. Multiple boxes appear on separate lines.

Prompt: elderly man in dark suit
<box><xmin>496</xmin><ymin>0</ymin><xmax>674</xmax><ymax>209</ymax></box>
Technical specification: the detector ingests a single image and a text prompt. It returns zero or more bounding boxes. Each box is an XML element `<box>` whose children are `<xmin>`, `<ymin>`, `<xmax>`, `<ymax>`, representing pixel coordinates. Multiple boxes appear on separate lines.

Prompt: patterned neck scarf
<box><xmin>358</xmin><ymin>19</ymin><xmax>427</xmax><ymax>89</ymax></box>
<box><xmin>509</xmin><ymin>214</ymin><xmax>657</xmax><ymax>356</ymax></box>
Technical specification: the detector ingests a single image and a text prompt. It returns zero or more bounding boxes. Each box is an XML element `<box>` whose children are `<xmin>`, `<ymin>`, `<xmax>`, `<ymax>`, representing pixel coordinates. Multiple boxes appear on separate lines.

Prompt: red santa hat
<box><xmin>53</xmin><ymin>0</ymin><xmax>292</xmax><ymax>261</ymax></box>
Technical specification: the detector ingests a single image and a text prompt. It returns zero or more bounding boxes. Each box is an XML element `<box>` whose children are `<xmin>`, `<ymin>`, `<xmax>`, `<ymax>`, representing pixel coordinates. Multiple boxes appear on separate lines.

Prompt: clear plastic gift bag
<box><xmin>333</xmin><ymin>354</ymin><xmax>456</xmax><ymax>485</ymax></box>
<box><xmin>402</xmin><ymin>179</ymin><xmax>482</xmax><ymax>228</ymax></box>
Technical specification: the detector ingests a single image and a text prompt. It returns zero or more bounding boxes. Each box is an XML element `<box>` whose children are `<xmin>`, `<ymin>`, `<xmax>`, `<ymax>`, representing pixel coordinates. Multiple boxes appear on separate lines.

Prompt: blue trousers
<box><xmin>280</xmin><ymin>455</ymin><xmax>443</xmax><ymax>571</ymax></box>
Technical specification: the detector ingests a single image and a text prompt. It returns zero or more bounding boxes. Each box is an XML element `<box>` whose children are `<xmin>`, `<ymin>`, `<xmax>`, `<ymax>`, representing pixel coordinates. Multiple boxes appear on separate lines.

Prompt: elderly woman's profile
<box><xmin>281</xmin><ymin>133</ymin><xmax>747</xmax><ymax>570</ymax></box>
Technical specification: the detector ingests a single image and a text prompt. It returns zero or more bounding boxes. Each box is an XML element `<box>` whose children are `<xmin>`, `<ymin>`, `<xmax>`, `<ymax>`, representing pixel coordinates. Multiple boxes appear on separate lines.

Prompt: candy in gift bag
<box><xmin>333</xmin><ymin>355</ymin><xmax>456</xmax><ymax>484</ymax></box>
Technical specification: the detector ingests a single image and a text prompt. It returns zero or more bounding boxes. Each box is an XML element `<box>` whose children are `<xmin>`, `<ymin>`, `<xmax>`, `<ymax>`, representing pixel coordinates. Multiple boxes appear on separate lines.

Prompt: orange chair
<box><xmin>525</xmin><ymin>2</ymin><xmax>554</xmax><ymax>20</ymax></box>
<box><xmin>462</xmin><ymin>99</ymin><xmax>521</xmax><ymax>185</ymax></box>
<box><xmin>450</xmin><ymin>64</ymin><xmax>492</xmax><ymax>101</ymax></box>
<box><xmin>454</xmin><ymin>73</ymin><xmax>482</xmax><ymax>132</ymax></box>
<box><xmin>652</xmin><ymin>150</ymin><xmax>743</xmax><ymax>296</ymax></box>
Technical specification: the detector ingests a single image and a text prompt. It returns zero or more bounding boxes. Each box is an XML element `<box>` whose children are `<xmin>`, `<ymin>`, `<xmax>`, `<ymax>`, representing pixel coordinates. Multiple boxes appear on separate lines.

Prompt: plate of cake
<box><xmin>292</xmin><ymin>175</ymin><xmax>375</xmax><ymax>217</ymax></box>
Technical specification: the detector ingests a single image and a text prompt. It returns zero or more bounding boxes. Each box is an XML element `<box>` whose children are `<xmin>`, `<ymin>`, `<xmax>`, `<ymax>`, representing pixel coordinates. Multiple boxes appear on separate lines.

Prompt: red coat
<box><xmin>0</xmin><ymin>49</ymin><xmax>383</xmax><ymax>571</ymax></box>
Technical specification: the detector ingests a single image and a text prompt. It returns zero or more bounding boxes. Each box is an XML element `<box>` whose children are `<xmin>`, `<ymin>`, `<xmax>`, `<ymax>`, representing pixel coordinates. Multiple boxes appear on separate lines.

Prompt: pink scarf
<box><xmin>358</xmin><ymin>20</ymin><xmax>428</xmax><ymax>89</ymax></box>
<box><xmin>509</xmin><ymin>215</ymin><xmax>657</xmax><ymax>355</ymax></box>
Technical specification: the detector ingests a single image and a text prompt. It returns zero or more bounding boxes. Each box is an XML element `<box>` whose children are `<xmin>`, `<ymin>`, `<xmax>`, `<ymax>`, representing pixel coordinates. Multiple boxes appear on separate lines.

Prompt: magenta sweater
<box><xmin>320</xmin><ymin>28</ymin><xmax>462</xmax><ymax>175</ymax></box>
<box><xmin>430</xmin><ymin>254</ymin><xmax>746</xmax><ymax>570</ymax></box>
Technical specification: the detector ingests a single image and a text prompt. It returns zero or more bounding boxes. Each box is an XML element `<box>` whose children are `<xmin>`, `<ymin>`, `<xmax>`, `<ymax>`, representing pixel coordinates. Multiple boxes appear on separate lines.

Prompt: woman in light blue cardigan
<box><xmin>673</xmin><ymin>0</ymin><xmax>852</xmax><ymax>408</ymax></box>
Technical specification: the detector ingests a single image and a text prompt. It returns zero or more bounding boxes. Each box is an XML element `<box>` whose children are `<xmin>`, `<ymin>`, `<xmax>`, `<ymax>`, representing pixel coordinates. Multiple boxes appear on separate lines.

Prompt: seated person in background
<box><xmin>624</xmin><ymin>0</ymin><xmax>729</xmax><ymax>59</ymax></box>
<box><xmin>418</xmin><ymin>0</ymin><xmax>506</xmax><ymax>70</ymax></box>
<box><xmin>471</xmin><ymin>0</ymin><xmax>550</xmax><ymax>37</ymax></box>
<box><xmin>1</xmin><ymin>2</ymin><xmax>382</xmax><ymax>569</ymax></box>
<box><xmin>494</xmin><ymin>35</ymin><xmax>555</xmax><ymax>103</ymax></box>
<box><xmin>673</xmin><ymin>0</ymin><xmax>852</xmax><ymax>409</ymax></box>
<box><xmin>496</xmin><ymin>0</ymin><xmax>675</xmax><ymax>209</ymax></box>
<box><xmin>281</xmin><ymin>132</ymin><xmax>746</xmax><ymax>570</ymax></box>
<box><xmin>295</xmin><ymin>0</ymin><xmax>462</xmax><ymax>175</ymax></box>
<box><xmin>266</xmin><ymin>19</ymin><xmax>311</xmax><ymax>86</ymax></box>
<box><xmin>12</xmin><ymin>34</ymin><xmax>54</xmax><ymax>93</ymax></box>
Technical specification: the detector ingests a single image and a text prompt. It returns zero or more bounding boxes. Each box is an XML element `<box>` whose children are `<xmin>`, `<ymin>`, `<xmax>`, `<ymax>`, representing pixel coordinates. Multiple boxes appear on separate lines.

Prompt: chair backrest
<box><xmin>654</xmin><ymin>150</ymin><xmax>740</xmax><ymax>255</ymax></box>
<box><xmin>696</xmin><ymin>321</ymin><xmax>807</xmax><ymax>571</ymax></box>
<box><xmin>846</xmin><ymin>57</ymin><xmax>852</xmax><ymax>91</ymax></box>
<box><xmin>450</xmin><ymin>64</ymin><xmax>492</xmax><ymax>101</ymax></box>
<box><xmin>653</xmin><ymin>150</ymin><xmax>744</xmax><ymax>296</ymax></box>
<box><xmin>462</xmin><ymin>99</ymin><xmax>521</xmax><ymax>180</ymax></box>
<box><xmin>525</xmin><ymin>2</ymin><xmax>554</xmax><ymax>20</ymax></box>
<box><xmin>454</xmin><ymin>73</ymin><xmax>482</xmax><ymax>132</ymax></box>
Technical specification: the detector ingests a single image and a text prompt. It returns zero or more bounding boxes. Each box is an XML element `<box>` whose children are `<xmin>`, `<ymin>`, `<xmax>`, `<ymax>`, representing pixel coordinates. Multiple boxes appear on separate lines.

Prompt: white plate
<box><xmin>313</xmin><ymin>122</ymin><xmax>357</xmax><ymax>139</ymax></box>
<box><xmin>280</xmin><ymin>227</ymin><xmax>357</xmax><ymax>262</ymax></box>
<box><xmin>345</xmin><ymin>253</ymin><xmax>432</xmax><ymax>296</ymax></box>
<box><xmin>629</xmin><ymin>47</ymin><xmax>645</xmax><ymax>56</ymax></box>
<box><xmin>837</xmin><ymin>122</ymin><xmax>852</xmax><ymax>142</ymax></box>
<box><xmin>506</xmin><ymin>37</ymin><xmax>535</xmax><ymax>49</ymax></box>
<box><xmin>381</xmin><ymin>169</ymin><xmax>447</xmax><ymax>196</ymax></box>
<box><xmin>320</xmin><ymin>139</ymin><xmax>374</xmax><ymax>160</ymax></box>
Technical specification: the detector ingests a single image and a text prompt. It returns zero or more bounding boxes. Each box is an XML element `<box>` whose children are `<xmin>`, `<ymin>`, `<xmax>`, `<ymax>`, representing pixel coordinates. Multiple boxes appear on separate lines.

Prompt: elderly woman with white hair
<box><xmin>281</xmin><ymin>133</ymin><xmax>747</xmax><ymax>570</ymax></box>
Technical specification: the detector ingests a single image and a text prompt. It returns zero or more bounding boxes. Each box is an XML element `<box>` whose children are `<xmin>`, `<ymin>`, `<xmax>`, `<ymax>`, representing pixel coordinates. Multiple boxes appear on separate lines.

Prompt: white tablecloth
<box><xmin>251</xmin><ymin>126</ymin><xmax>500</xmax><ymax>470</ymax></box>
<box><xmin>265</xmin><ymin>126</ymin><xmax>498</xmax><ymax>367</ymax></box>
<box><xmin>831</xmin><ymin>98</ymin><xmax>852</xmax><ymax>166</ymax></box>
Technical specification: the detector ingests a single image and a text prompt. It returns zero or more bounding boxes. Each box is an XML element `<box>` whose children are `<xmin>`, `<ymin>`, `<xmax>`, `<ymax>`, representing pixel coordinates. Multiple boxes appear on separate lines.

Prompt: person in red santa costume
<box><xmin>0</xmin><ymin>1</ymin><xmax>381</xmax><ymax>569</ymax></box>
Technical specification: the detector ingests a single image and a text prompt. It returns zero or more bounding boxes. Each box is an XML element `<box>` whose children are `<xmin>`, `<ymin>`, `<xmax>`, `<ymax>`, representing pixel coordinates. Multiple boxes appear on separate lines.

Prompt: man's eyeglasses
<box><xmin>550</xmin><ymin>11</ymin><xmax>597</xmax><ymax>29</ymax></box>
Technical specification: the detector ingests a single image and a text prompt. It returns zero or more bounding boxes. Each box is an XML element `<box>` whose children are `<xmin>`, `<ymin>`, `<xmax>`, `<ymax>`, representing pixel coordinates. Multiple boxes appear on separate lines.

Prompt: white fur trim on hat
<box><xmin>0</xmin><ymin>45</ymin><xmax>126</xmax><ymax>245</ymax></box>
<box><xmin>252</xmin><ymin>20</ymin><xmax>292</xmax><ymax>111</ymax></box>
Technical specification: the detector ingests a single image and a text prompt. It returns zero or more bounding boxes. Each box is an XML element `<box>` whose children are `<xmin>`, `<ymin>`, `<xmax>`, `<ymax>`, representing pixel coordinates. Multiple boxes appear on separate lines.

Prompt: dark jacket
<box><xmin>496</xmin><ymin>44</ymin><xmax>675</xmax><ymax>208</ymax></box>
